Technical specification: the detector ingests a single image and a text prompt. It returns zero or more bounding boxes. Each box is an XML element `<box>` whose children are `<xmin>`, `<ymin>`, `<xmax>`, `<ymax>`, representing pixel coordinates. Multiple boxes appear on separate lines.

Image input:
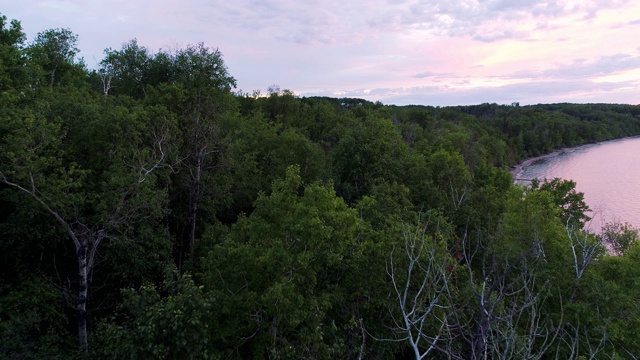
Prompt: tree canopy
<box><xmin>2</xmin><ymin>13</ymin><xmax>640</xmax><ymax>359</ymax></box>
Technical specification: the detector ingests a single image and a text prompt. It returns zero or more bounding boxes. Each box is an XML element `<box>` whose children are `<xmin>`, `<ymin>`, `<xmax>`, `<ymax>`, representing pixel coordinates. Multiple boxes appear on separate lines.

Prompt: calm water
<box><xmin>515</xmin><ymin>136</ymin><xmax>640</xmax><ymax>233</ymax></box>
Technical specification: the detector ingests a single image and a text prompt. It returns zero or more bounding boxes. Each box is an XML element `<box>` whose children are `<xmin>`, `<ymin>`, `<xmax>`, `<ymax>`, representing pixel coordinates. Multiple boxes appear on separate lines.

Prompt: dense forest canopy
<box><xmin>2</xmin><ymin>14</ymin><xmax>640</xmax><ymax>359</ymax></box>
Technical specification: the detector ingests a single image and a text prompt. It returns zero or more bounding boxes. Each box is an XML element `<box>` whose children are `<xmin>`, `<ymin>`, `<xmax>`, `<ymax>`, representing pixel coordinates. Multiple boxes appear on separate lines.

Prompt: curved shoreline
<box><xmin>510</xmin><ymin>149</ymin><xmax>567</xmax><ymax>180</ymax></box>
<box><xmin>509</xmin><ymin>145</ymin><xmax>593</xmax><ymax>181</ymax></box>
<box><xmin>509</xmin><ymin>135</ymin><xmax>640</xmax><ymax>181</ymax></box>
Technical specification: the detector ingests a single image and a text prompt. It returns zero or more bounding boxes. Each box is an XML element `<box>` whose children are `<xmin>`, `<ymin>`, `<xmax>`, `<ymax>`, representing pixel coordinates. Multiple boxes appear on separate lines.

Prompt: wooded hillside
<box><xmin>2</xmin><ymin>14</ymin><xmax>640</xmax><ymax>359</ymax></box>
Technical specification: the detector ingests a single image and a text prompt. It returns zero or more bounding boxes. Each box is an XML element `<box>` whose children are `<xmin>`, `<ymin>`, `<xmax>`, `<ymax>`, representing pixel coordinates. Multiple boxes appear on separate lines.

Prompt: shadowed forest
<box><xmin>3</xmin><ymin>14</ymin><xmax>640</xmax><ymax>359</ymax></box>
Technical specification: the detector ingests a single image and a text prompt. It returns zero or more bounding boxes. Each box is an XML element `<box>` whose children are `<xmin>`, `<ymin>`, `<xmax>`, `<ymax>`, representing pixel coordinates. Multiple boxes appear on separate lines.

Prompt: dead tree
<box><xmin>386</xmin><ymin>218</ymin><xmax>562</xmax><ymax>360</ymax></box>
<box><xmin>566</xmin><ymin>222</ymin><xmax>601</xmax><ymax>281</ymax></box>
<box><xmin>386</xmin><ymin>216</ymin><xmax>458</xmax><ymax>359</ymax></box>
<box><xmin>457</xmin><ymin>232</ymin><xmax>560</xmax><ymax>360</ymax></box>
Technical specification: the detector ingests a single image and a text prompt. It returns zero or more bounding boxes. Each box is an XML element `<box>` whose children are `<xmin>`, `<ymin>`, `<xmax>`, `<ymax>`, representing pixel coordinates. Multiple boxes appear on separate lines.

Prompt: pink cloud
<box><xmin>3</xmin><ymin>0</ymin><xmax>640</xmax><ymax>105</ymax></box>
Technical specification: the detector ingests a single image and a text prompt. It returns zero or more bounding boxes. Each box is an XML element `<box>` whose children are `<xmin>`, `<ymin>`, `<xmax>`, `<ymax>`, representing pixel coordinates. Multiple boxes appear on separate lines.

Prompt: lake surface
<box><xmin>514</xmin><ymin>136</ymin><xmax>640</xmax><ymax>233</ymax></box>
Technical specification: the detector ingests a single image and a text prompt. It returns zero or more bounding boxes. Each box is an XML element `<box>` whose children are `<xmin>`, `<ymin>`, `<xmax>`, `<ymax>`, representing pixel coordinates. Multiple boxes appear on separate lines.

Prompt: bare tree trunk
<box><xmin>75</xmin><ymin>226</ymin><xmax>104</xmax><ymax>351</ymax></box>
<box><xmin>1</xmin><ymin>118</ymin><xmax>169</xmax><ymax>352</ymax></box>
<box><xmin>471</xmin><ymin>313</ymin><xmax>489</xmax><ymax>360</ymax></box>
<box><xmin>0</xmin><ymin>175</ymin><xmax>91</xmax><ymax>349</ymax></box>
<box><xmin>76</xmin><ymin>240</ymin><xmax>89</xmax><ymax>350</ymax></box>
<box><xmin>2</xmin><ymin>173</ymin><xmax>145</xmax><ymax>352</ymax></box>
<box><xmin>100</xmin><ymin>72</ymin><xmax>112</xmax><ymax>95</ymax></box>
<box><xmin>49</xmin><ymin>67</ymin><xmax>56</xmax><ymax>87</ymax></box>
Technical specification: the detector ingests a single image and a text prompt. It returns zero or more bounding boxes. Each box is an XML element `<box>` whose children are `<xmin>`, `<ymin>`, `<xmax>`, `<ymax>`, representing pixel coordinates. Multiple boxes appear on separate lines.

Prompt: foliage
<box><xmin>93</xmin><ymin>268</ymin><xmax>217</xmax><ymax>360</ymax></box>
<box><xmin>0</xmin><ymin>277</ymin><xmax>78</xmax><ymax>359</ymax></box>
<box><xmin>2</xmin><ymin>13</ymin><xmax>640</xmax><ymax>358</ymax></box>
<box><xmin>202</xmin><ymin>166</ymin><xmax>369</xmax><ymax>358</ymax></box>
<box><xmin>601</xmin><ymin>221</ymin><xmax>639</xmax><ymax>256</ymax></box>
<box><xmin>532</xmin><ymin>177</ymin><xmax>591</xmax><ymax>229</ymax></box>
<box><xmin>27</xmin><ymin>27</ymin><xmax>81</xmax><ymax>87</ymax></box>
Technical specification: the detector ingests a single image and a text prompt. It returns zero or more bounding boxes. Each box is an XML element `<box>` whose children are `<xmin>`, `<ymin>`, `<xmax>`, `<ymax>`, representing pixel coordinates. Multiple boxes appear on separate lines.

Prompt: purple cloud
<box><xmin>2</xmin><ymin>0</ymin><xmax>639</xmax><ymax>107</ymax></box>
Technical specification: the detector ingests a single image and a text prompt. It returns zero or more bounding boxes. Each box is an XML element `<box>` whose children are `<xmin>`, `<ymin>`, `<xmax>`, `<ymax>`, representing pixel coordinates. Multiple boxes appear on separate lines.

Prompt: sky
<box><xmin>3</xmin><ymin>0</ymin><xmax>640</xmax><ymax>106</ymax></box>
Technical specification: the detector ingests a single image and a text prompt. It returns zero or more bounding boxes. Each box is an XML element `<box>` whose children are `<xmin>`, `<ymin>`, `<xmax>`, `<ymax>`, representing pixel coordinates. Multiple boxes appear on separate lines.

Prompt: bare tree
<box><xmin>387</xmin><ymin>218</ymin><xmax>454</xmax><ymax>359</ymax></box>
<box><xmin>97</xmin><ymin>66</ymin><xmax>113</xmax><ymax>96</ymax></box>
<box><xmin>386</xmin><ymin>216</ymin><xmax>563</xmax><ymax>360</ymax></box>
<box><xmin>566</xmin><ymin>222</ymin><xmax>601</xmax><ymax>281</ymax></box>
<box><xmin>136</xmin><ymin>125</ymin><xmax>177</xmax><ymax>182</ymax></box>
<box><xmin>559</xmin><ymin>322</ymin><xmax>610</xmax><ymax>360</ymax></box>
<box><xmin>455</xmin><ymin>231</ymin><xmax>561</xmax><ymax>360</ymax></box>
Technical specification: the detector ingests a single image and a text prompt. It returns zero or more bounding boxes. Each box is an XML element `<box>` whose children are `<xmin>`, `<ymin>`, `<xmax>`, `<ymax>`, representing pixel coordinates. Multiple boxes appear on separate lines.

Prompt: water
<box><xmin>514</xmin><ymin>136</ymin><xmax>640</xmax><ymax>233</ymax></box>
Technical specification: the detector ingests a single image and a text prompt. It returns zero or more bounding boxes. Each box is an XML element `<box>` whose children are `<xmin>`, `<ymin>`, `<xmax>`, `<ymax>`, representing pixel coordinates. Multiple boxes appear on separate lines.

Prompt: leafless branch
<box><xmin>566</xmin><ymin>219</ymin><xmax>601</xmax><ymax>280</ymax></box>
<box><xmin>0</xmin><ymin>170</ymin><xmax>80</xmax><ymax>250</ymax></box>
<box><xmin>139</xmin><ymin>130</ymin><xmax>170</xmax><ymax>182</ymax></box>
<box><xmin>387</xmin><ymin>217</ymin><xmax>454</xmax><ymax>359</ymax></box>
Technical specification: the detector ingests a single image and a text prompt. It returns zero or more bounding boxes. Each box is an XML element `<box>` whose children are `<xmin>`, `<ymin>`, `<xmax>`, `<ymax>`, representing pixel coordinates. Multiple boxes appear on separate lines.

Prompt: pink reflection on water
<box><xmin>517</xmin><ymin>137</ymin><xmax>640</xmax><ymax>234</ymax></box>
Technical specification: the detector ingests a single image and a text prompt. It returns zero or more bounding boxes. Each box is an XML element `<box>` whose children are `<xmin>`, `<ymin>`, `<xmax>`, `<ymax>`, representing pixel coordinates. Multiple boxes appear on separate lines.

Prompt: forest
<box><xmin>2</xmin><ymin>13</ymin><xmax>640</xmax><ymax>359</ymax></box>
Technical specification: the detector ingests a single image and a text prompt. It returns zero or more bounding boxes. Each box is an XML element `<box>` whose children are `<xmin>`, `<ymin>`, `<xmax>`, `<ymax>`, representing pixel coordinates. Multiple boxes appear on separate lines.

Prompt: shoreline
<box><xmin>509</xmin><ymin>149</ymin><xmax>569</xmax><ymax>180</ymax></box>
<box><xmin>509</xmin><ymin>135</ymin><xmax>640</xmax><ymax>181</ymax></box>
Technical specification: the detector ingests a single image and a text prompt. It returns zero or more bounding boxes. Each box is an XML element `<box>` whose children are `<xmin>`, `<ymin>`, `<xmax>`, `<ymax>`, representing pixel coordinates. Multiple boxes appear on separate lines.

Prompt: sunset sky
<box><xmin>4</xmin><ymin>0</ymin><xmax>640</xmax><ymax>106</ymax></box>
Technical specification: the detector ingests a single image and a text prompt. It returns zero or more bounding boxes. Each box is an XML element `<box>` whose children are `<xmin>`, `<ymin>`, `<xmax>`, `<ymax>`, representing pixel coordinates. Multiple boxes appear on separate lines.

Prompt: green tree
<box><xmin>93</xmin><ymin>268</ymin><xmax>216</xmax><ymax>360</ymax></box>
<box><xmin>0</xmin><ymin>90</ymin><xmax>172</xmax><ymax>351</ymax></box>
<box><xmin>27</xmin><ymin>28</ymin><xmax>80</xmax><ymax>87</ymax></box>
<box><xmin>203</xmin><ymin>166</ymin><xmax>367</xmax><ymax>358</ymax></box>
<box><xmin>221</xmin><ymin>111</ymin><xmax>326</xmax><ymax>221</ymax></box>
<box><xmin>99</xmin><ymin>39</ymin><xmax>150</xmax><ymax>97</ymax></box>
<box><xmin>532</xmin><ymin>178</ymin><xmax>591</xmax><ymax>229</ymax></box>
<box><xmin>0</xmin><ymin>14</ymin><xmax>27</xmax><ymax>93</ymax></box>
<box><xmin>426</xmin><ymin>148</ymin><xmax>472</xmax><ymax>218</ymax></box>
<box><xmin>0</xmin><ymin>276</ymin><xmax>77</xmax><ymax>359</ymax></box>
<box><xmin>143</xmin><ymin>43</ymin><xmax>237</xmax><ymax>265</ymax></box>
<box><xmin>560</xmin><ymin>242</ymin><xmax>640</xmax><ymax>359</ymax></box>
<box><xmin>601</xmin><ymin>221</ymin><xmax>638</xmax><ymax>256</ymax></box>
<box><xmin>331</xmin><ymin>117</ymin><xmax>422</xmax><ymax>203</ymax></box>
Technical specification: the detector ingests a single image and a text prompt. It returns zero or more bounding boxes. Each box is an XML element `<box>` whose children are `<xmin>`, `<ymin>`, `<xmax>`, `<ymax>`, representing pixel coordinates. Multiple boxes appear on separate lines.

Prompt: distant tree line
<box><xmin>2</xmin><ymin>13</ymin><xmax>640</xmax><ymax>359</ymax></box>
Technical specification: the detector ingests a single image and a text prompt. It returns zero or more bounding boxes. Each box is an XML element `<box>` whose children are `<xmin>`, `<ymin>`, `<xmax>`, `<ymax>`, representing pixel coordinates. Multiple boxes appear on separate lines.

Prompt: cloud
<box><xmin>472</xmin><ymin>29</ymin><xmax>528</xmax><ymax>43</ymax></box>
<box><xmin>179</xmin><ymin>0</ymin><xmax>634</xmax><ymax>48</ymax></box>
<box><xmin>190</xmin><ymin>0</ymin><xmax>347</xmax><ymax>46</ymax></box>
<box><xmin>5</xmin><ymin>0</ymin><xmax>640</xmax><ymax>107</ymax></box>
<box><xmin>557</xmin><ymin>54</ymin><xmax>640</xmax><ymax>78</ymax></box>
<box><xmin>509</xmin><ymin>53</ymin><xmax>640</xmax><ymax>80</ymax></box>
<box><xmin>412</xmin><ymin>71</ymin><xmax>438</xmax><ymax>78</ymax></box>
<box><xmin>308</xmin><ymin>77</ymin><xmax>640</xmax><ymax>107</ymax></box>
<box><xmin>363</xmin><ymin>0</ymin><xmax>633</xmax><ymax>42</ymax></box>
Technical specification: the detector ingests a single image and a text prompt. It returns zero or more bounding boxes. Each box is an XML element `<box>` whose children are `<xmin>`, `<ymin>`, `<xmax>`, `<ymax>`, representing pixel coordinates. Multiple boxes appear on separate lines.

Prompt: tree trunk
<box><xmin>189</xmin><ymin>154</ymin><xmax>202</xmax><ymax>256</ymax></box>
<box><xmin>49</xmin><ymin>68</ymin><xmax>56</xmax><ymax>87</ymax></box>
<box><xmin>471</xmin><ymin>316</ymin><xmax>488</xmax><ymax>360</ymax></box>
<box><xmin>77</xmin><ymin>240</ymin><xmax>89</xmax><ymax>350</ymax></box>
